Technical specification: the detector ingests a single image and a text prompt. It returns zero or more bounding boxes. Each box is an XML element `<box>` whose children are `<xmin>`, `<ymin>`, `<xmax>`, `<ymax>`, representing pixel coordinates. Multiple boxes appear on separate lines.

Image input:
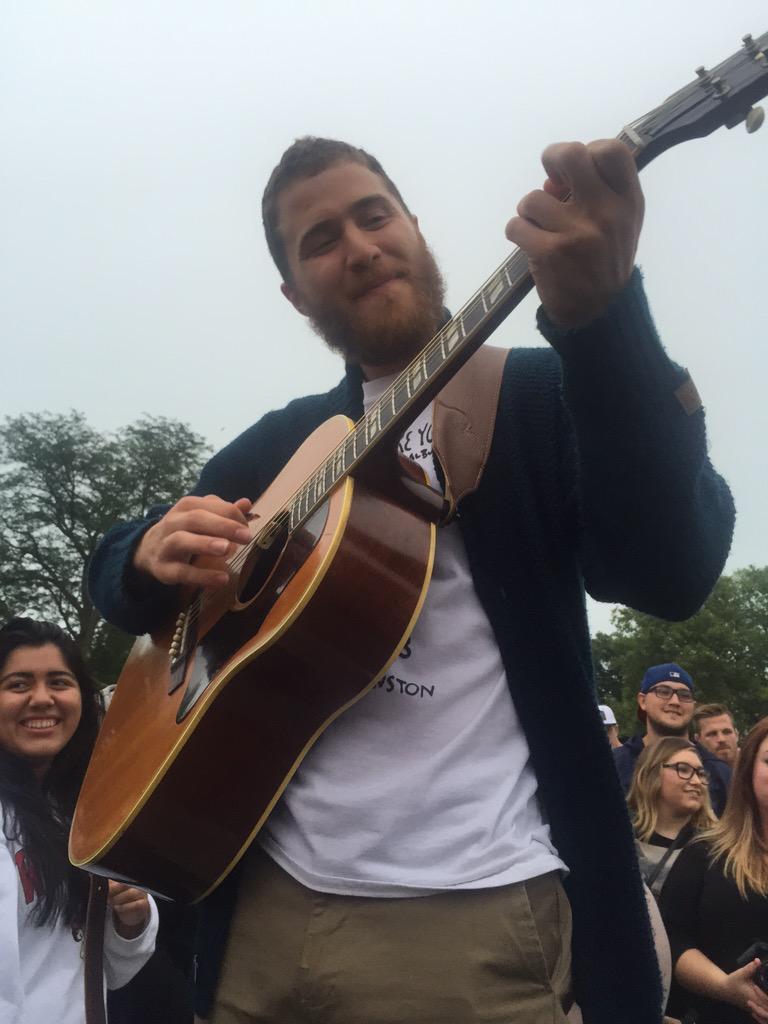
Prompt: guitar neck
<box><xmin>284</xmin><ymin>21</ymin><xmax>768</xmax><ymax>532</ymax></box>
<box><xmin>284</xmin><ymin>131</ymin><xmax>645</xmax><ymax>532</ymax></box>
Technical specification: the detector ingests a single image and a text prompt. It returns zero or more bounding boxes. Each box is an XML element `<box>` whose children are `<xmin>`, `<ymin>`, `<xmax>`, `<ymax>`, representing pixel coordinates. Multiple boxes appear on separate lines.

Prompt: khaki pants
<box><xmin>204</xmin><ymin>848</ymin><xmax>572</xmax><ymax>1024</ymax></box>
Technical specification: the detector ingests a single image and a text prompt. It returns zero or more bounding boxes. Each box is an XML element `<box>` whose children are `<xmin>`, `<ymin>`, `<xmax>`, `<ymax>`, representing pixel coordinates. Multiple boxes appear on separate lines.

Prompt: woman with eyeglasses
<box><xmin>660</xmin><ymin>717</ymin><xmax>768</xmax><ymax>1024</ymax></box>
<box><xmin>0</xmin><ymin>617</ymin><xmax>158</xmax><ymax>1023</ymax></box>
<box><xmin>628</xmin><ymin>737</ymin><xmax>716</xmax><ymax>899</ymax></box>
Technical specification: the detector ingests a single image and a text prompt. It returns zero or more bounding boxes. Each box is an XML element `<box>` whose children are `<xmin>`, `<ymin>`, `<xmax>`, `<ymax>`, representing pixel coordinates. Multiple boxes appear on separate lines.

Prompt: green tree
<box><xmin>592</xmin><ymin>567</ymin><xmax>768</xmax><ymax>737</ymax></box>
<box><xmin>0</xmin><ymin>411</ymin><xmax>210</xmax><ymax>683</ymax></box>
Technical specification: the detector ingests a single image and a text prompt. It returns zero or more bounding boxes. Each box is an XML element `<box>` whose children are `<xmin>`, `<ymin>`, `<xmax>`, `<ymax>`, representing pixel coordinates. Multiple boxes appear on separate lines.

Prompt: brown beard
<box><xmin>648</xmin><ymin>716</ymin><xmax>692</xmax><ymax>739</ymax></box>
<box><xmin>306</xmin><ymin>241</ymin><xmax>446</xmax><ymax>368</ymax></box>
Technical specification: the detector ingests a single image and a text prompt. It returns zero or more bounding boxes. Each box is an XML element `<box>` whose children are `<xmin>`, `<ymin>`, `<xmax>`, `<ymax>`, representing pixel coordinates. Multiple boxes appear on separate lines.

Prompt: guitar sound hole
<box><xmin>237</xmin><ymin>501</ymin><xmax>330</xmax><ymax>606</ymax></box>
<box><xmin>238</xmin><ymin>526</ymin><xmax>290</xmax><ymax>605</ymax></box>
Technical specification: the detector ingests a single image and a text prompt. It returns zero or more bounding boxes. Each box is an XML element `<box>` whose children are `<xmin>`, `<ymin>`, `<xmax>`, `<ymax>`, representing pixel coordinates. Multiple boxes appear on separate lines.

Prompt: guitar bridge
<box><xmin>168</xmin><ymin>609</ymin><xmax>194</xmax><ymax>695</ymax></box>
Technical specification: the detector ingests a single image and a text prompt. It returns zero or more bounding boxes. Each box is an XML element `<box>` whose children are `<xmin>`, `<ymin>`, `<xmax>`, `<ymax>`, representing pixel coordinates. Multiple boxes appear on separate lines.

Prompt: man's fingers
<box><xmin>587</xmin><ymin>139</ymin><xmax>642</xmax><ymax>199</ymax></box>
<box><xmin>541</xmin><ymin>140</ymin><xmax>639</xmax><ymax>206</ymax></box>
<box><xmin>748</xmin><ymin>1001</ymin><xmax>768</xmax><ymax>1024</ymax></box>
<box><xmin>516</xmin><ymin>189</ymin><xmax>574</xmax><ymax>234</ymax></box>
<box><xmin>171</xmin><ymin>509</ymin><xmax>251</xmax><ymax>545</ymax></box>
<box><xmin>505</xmin><ymin>214</ymin><xmax>555</xmax><ymax>259</ymax></box>
<box><xmin>176</xmin><ymin>494</ymin><xmax>251</xmax><ymax>527</ymax></box>
<box><xmin>160</xmin><ymin>563</ymin><xmax>230</xmax><ymax>589</ymax></box>
<box><xmin>541</xmin><ymin>142</ymin><xmax>604</xmax><ymax>205</ymax></box>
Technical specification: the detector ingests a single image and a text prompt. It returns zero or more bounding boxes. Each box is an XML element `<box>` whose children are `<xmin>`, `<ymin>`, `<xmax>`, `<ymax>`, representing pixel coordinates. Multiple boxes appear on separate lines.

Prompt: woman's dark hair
<box><xmin>0</xmin><ymin>617</ymin><xmax>102</xmax><ymax>926</ymax></box>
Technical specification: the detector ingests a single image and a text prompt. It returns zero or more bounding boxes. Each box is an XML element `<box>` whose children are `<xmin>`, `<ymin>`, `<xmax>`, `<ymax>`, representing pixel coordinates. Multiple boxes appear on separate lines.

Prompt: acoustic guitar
<box><xmin>70</xmin><ymin>32</ymin><xmax>768</xmax><ymax>903</ymax></box>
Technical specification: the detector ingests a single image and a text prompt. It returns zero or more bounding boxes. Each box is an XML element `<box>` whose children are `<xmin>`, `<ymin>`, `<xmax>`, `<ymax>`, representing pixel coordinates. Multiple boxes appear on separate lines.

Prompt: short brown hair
<box><xmin>693</xmin><ymin>703</ymin><xmax>734</xmax><ymax>735</ymax></box>
<box><xmin>261</xmin><ymin>137</ymin><xmax>411</xmax><ymax>283</ymax></box>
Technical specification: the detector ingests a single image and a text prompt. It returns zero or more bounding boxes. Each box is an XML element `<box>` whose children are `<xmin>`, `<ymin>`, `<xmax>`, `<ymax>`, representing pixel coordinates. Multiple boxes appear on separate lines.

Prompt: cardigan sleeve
<box><xmin>87</xmin><ymin>427</ymin><xmax>268</xmax><ymax>637</ymax></box>
<box><xmin>538</xmin><ymin>269</ymin><xmax>735</xmax><ymax>620</ymax></box>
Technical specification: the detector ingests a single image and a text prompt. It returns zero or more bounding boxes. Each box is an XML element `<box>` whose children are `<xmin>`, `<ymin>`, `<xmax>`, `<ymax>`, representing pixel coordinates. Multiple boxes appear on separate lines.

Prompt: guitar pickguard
<box><xmin>175</xmin><ymin>501</ymin><xmax>330</xmax><ymax>722</ymax></box>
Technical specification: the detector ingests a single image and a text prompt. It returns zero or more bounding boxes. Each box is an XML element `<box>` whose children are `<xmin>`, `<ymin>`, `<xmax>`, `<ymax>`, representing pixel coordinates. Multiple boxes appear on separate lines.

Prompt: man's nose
<box><xmin>344</xmin><ymin>225</ymin><xmax>381</xmax><ymax>270</ymax></box>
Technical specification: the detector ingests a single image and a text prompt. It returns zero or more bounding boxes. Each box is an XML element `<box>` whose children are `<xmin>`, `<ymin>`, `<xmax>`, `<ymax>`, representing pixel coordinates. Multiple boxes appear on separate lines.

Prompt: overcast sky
<box><xmin>2</xmin><ymin>1</ymin><xmax>766</xmax><ymax>634</ymax></box>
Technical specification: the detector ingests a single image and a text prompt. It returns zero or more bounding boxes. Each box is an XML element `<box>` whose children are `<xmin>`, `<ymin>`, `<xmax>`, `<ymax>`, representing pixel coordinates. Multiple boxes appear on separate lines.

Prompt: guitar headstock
<box><xmin>629</xmin><ymin>31</ymin><xmax>768</xmax><ymax>169</ymax></box>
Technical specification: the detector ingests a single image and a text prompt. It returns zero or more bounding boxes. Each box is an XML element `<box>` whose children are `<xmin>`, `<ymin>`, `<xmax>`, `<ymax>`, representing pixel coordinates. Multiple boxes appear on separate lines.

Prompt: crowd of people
<box><xmin>602</xmin><ymin>663</ymin><xmax>768</xmax><ymax>1024</ymax></box>
<box><xmin>4</xmin><ymin>614</ymin><xmax>765</xmax><ymax>1024</ymax></box>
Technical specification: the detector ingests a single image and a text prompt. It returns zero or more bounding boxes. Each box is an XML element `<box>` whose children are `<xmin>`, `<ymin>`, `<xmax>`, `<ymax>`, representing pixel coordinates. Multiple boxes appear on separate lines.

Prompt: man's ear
<box><xmin>281</xmin><ymin>281</ymin><xmax>309</xmax><ymax>317</ymax></box>
<box><xmin>637</xmin><ymin>693</ymin><xmax>647</xmax><ymax>715</ymax></box>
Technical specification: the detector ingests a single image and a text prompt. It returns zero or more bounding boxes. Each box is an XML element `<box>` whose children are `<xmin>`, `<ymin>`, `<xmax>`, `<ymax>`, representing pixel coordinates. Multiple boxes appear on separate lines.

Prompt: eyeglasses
<box><xmin>647</xmin><ymin>685</ymin><xmax>694</xmax><ymax>704</ymax></box>
<box><xmin>662</xmin><ymin>762</ymin><xmax>710</xmax><ymax>782</ymax></box>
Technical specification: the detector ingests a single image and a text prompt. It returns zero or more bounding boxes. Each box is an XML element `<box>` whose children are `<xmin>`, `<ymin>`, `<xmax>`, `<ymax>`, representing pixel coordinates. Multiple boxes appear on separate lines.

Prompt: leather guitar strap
<box><xmin>433</xmin><ymin>344</ymin><xmax>509</xmax><ymax>518</ymax></box>
<box><xmin>83</xmin><ymin>874</ymin><xmax>109</xmax><ymax>1024</ymax></box>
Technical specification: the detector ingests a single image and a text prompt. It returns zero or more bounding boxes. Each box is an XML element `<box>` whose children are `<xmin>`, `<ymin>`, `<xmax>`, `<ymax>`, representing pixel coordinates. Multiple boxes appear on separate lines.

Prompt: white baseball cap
<box><xmin>598</xmin><ymin>704</ymin><xmax>617</xmax><ymax>726</ymax></box>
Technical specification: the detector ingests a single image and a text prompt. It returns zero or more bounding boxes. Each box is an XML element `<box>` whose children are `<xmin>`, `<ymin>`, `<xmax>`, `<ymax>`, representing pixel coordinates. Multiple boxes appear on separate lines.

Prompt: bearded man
<box><xmin>89</xmin><ymin>137</ymin><xmax>735</xmax><ymax>1024</ymax></box>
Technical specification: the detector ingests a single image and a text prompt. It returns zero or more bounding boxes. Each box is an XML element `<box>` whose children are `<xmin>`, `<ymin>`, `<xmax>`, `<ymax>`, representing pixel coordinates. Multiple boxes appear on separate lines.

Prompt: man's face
<box><xmin>637</xmin><ymin>682</ymin><xmax>695</xmax><ymax>737</ymax></box>
<box><xmin>277</xmin><ymin>161</ymin><xmax>445</xmax><ymax>374</ymax></box>
<box><xmin>695</xmin><ymin>713</ymin><xmax>739</xmax><ymax>766</ymax></box>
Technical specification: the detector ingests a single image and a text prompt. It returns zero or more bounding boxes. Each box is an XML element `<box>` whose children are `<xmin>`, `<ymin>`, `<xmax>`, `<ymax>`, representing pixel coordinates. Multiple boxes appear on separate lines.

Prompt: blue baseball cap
<box><xmin>640</xmin><ymin>663</ymin><xmax>694</xmax><ymax>694</ymax></box>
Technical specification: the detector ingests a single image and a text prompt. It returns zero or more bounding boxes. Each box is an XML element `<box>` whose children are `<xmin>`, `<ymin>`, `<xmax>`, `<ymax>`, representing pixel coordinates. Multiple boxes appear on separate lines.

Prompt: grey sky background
<box><xmin>2</xmin><ymin>1</ymin><xmax>766</xmax><ymax>635</ymax></box>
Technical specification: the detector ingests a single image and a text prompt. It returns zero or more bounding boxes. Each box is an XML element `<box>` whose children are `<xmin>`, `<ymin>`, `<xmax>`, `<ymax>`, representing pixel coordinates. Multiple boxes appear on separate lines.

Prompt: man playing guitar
<box><xmin>89</xmin><ymin>136</ymin><xmax>735</xmax><ymax>1023</ymax></box>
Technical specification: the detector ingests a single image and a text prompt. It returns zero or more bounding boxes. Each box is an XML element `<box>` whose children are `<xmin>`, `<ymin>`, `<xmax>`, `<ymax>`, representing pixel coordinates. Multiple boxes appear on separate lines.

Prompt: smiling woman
<box><xmin>628</xmin><ymin>737</ymin><xmax>717</xmax><ymax>899</ymax></box>
<box><xmin>0</xmin><ymin>617</ymin><xmax>158</xmax><ymax>1024</ymax></box>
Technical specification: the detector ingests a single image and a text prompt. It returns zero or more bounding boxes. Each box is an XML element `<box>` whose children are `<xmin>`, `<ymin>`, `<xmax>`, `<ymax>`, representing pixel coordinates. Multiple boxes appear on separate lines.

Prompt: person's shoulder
<box><xmin>614</xmin><ymin>735</ymin><xmax>643</xmax><ymax>763</ymax></box>
<box><xmin>219</xmin><ymin>377</ymin><xmax>349</xmax><ymax>453</ymax></box>
<box><xmin>502</xmin><ymin>345</ymin><xmax>561</xmax><ymax>380</ymax></box>
<box><xmin>672</xmin><ymin>835</ymin><xmax>713</xmax><ymax>872</ymax></box>
<box><xmin>196</xmin><ymin>376</ymin><xmax>350</xmax><ymax>493</ymax></box>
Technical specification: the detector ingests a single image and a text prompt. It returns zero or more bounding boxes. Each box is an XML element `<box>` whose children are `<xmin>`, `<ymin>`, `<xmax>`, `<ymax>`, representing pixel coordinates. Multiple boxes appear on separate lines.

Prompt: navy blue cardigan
<box><xmin>89</xmin><ymin>272</ymin><xmax>734</xmax><ymax>1023</ymax></box>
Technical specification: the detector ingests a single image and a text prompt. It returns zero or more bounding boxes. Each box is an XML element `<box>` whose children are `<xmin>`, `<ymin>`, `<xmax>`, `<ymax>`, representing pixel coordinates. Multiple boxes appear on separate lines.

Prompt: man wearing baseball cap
<box><xmin>612</xmin><ymin>663</ymin><xmax>731</xmax><ymax>815</ymax></box>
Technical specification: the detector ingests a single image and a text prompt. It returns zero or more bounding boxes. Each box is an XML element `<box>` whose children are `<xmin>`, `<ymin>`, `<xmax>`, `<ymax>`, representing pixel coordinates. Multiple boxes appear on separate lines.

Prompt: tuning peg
<box><xmin>745</xmin><ymin>106</ymin><xmax>765</xmax><ymax>133</ymax></box>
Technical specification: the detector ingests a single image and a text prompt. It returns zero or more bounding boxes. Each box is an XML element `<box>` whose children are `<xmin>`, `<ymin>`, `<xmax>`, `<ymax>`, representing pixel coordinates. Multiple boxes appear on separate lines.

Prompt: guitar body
<box><xmin>70</xmin><ymin>416</ymin><xmax>436</xmax><ymax>902</ymax></box>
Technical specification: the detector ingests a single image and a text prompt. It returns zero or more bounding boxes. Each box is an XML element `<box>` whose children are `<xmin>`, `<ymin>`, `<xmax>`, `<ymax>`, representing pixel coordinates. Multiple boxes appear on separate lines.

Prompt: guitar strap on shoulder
<box><xmin>433</xmin><ymin>344</ymin><xmax>509</xmax><ymax>518</ymax></box>
<box><xmin>83</xmin><ymin>874</ymin><xmax>108</xmax><ymax>1024</ymax></box>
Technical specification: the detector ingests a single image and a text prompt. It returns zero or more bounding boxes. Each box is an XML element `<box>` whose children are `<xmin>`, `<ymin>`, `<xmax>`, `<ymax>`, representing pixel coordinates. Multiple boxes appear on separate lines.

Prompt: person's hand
<box><xmin>108</xmin><ymin>880</ymin><xmax>151</xmax><ymax>939</ymax></box>
<box><xmin>505</xmin><ymin>140</ymin><xmax>644</xmax><ymax>328</ymax></box>
<box><xmin>133</xmin><ymin>495</ymin><xmax>253</xmax><ymax>590</ymax></box>
<box><xmin>720</xmin><ymin>959</ymin><xmax>768</xmax><ymax>1022</ymax></box>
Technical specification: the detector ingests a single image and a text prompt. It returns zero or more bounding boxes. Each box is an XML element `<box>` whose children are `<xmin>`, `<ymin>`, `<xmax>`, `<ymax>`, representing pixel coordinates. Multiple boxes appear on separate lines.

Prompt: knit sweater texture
<box><xmin>88</xmin><ymin>270</ymin><xmax>735</xmax><ymax>1023</ymax></box>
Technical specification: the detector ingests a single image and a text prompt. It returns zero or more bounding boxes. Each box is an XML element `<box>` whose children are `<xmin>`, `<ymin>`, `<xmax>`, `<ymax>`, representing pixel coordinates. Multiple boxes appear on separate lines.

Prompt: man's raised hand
<box><xmin>133</xmin><ymin>495</ymin><xmax>253</xmax><ymax>590</ymax></box>
<box><xmin>505</xmin><ymin>140</ymin><xmax>644</xmax><ymax>328</ymax></box>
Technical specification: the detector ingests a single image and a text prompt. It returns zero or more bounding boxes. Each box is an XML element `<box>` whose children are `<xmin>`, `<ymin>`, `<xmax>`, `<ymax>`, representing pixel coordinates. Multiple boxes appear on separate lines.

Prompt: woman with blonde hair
<box><xmin>660</xmin><ymin>716</ymin><xmax>768</xmax><ymax>1024</ymax></box>
<box><xmin>628</xmin><ymin>737</ymin><xmax>716</xmax><ymax>898</ymax></box>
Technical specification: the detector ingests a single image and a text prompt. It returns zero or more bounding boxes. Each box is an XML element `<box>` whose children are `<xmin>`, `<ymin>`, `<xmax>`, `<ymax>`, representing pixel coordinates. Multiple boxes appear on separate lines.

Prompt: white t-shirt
<box><xmin>0</xmin><ymin>811</ymin><xmax>158</xmax><ymax>1024</ymax></box>
<box><xmin>260</xmin><ymin>377</ymin><xmax>566</xmax><ymax>895</ymax></box>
